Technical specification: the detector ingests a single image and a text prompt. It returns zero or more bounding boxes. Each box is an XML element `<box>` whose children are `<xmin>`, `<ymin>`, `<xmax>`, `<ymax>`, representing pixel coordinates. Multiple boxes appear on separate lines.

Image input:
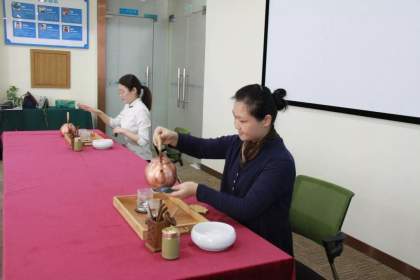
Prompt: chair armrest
<box><xmin>322</xmin><ymin>232</ymin><xmax>346</xmax><ymax>264</ymax></box>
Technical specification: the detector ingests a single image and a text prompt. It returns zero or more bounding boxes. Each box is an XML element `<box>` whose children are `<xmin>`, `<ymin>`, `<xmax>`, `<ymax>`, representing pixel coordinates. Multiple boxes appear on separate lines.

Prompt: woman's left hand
<box><xmin>113</xmin><ymin>127</ymin><xmax>126</xmax><ymax>135</ymax></box>
<box><xmin>170</xmin><ymin>182</ymin><xmax>198</xmax><ymax>199</ymax></box>
<box><xmin>78</xmin><ymin>103</ymin><xmax>101</xmax><ymax>114</ymax></box>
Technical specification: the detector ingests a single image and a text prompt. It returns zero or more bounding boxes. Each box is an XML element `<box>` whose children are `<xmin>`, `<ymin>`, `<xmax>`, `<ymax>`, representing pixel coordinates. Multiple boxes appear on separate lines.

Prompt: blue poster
<box><xmin>61</xmin><ymin>7</ymin><xmax>82</xmax><ymax>24</ymax></box>
<box><xmin>38</xmin><ymin>5</ymin><xmax>59</xmax><ymax>22</ymax></box>
<box><xmin>13</xmin><ymin>20</ymin><xmax>36</xmax><ymax>38</ymax></box>
<box><xmin>119</xmin><ymin>8</ymin><xmax>139</xmax><ymax>16</ymax></box>
<box><xmin>11</xmin><ymin>1</ymin><xmax>35</xmax><ymax>20</ymax></box>
<box><xmin>62</xmin><ymin>25</ymin><xmax>82</xmax><ymax>41</ymax></box>
<box><xmin>38</xmin><ymin>23</ymin><xmax>59</xmax><ymax>39</ymax></box>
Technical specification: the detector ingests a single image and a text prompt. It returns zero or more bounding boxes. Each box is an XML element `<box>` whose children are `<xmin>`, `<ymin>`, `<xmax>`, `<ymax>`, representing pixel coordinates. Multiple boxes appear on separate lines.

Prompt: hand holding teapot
<box><xmin>152</xmin><ymin>127</ymin><xmax>178</xmax><ymax>152</ymax></box>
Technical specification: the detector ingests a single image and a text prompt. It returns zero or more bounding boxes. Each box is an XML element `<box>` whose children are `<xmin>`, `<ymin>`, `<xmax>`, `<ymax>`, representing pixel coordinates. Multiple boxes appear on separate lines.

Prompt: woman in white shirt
<box><xmin>78</xmin><ymin>74</ymin><xmax>153</xmax><ymax>160</ymax></box>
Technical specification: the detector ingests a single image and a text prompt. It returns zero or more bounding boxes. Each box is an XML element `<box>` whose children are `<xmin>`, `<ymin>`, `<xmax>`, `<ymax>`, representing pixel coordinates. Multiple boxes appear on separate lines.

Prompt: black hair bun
<box><xmin>272</xmin><ymin>88</ymin><xmax>288</xmax><ymax>110</ymax></box>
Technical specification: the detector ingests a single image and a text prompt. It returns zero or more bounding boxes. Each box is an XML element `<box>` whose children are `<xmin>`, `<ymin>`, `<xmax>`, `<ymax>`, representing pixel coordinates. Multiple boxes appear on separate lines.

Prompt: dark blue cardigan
<box><xmin>176</xmin><ymin>133</ymin><xmax>296</xmax><ymax>255</ymax></box>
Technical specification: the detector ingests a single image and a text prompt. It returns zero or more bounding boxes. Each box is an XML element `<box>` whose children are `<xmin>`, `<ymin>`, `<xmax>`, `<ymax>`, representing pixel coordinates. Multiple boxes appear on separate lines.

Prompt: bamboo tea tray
<box><xmin>113</xmin><ymin>193</ymin><xmax>208</xmax><ymax>240</ymax></box>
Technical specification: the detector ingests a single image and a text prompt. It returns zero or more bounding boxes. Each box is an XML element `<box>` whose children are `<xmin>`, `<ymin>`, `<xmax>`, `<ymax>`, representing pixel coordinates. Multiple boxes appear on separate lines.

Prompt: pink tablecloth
<box><xmin>3</xmin><ymin>131</ymin><xmax>294</xmax><ymax>280</ymax></box>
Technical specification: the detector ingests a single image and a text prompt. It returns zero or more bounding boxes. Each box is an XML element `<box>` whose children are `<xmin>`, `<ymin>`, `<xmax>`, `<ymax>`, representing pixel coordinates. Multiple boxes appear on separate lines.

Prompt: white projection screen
<box><xmin>263</xmin><ymin>0</ymin><xmax>420</xmax><ymax>124</ymax></box>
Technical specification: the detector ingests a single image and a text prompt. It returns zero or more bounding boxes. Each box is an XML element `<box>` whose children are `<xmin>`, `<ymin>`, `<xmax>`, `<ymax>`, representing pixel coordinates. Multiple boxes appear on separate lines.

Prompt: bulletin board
<box><xmin>2</xmin><ymin>0</ymin><xmax>89</xmax><ymax>49</ymax></box>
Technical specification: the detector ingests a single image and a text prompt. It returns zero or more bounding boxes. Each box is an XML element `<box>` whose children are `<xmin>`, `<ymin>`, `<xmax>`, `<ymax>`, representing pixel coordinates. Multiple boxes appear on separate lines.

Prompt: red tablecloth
<box><xmin>3</xmin><ymin>131</ymin><xmax>294</xmax><ymax>280</ymax></box>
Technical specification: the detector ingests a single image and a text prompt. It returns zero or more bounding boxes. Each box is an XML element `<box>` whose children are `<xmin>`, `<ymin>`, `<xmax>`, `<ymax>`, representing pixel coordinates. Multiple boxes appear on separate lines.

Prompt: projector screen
<box><xmin>263</xmin><ymin>0</ymin><xmax>420</xmax><ymax>124</ymax></box>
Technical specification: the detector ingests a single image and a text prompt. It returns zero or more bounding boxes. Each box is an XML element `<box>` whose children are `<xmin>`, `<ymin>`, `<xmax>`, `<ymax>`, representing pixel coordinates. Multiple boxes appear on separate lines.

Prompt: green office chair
<box><xmin>166</xmin><ymin>127</ymin><xmax>190</xmax><ymax>166</ymax></box>
<box><xmin>290</xmin><ymin>175</ymin><xmax>355</xmax><ymax>280</ymax></box>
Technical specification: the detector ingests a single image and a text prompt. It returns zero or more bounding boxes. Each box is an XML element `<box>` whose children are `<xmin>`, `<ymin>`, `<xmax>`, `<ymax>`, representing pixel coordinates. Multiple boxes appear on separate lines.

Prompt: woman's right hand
<box><xmin>78</xmin><ymin>103</ymin><xmax>101</xmax><ymax>114</ymax></box>
<box><xmin>153</xmin><ymin>126</ymin><xmax>178</xmax><ymax>150</ymax></box>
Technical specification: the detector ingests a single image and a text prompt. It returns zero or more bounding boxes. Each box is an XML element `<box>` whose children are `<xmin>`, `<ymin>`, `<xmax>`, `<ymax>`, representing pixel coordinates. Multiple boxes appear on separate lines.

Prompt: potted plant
<box><xmin>6</xmin><ymin>86</ymin><xmax>23</xmax><ymax>107</ymax></box>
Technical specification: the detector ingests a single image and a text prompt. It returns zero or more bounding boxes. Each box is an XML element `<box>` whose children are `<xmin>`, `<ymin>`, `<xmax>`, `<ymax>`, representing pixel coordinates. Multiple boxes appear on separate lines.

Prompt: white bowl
<box><xmin>191</xmin><ymin>222</ymin><xmax>236</xmax><ymax>252</ymax></box>
<box><xmin>92</xmin><ymin>139</ymin><xmax>113</xmax><ymax>150</ymax></box>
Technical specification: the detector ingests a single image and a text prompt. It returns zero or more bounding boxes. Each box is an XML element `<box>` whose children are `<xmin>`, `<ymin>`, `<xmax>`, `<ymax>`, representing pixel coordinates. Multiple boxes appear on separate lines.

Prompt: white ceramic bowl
<box><xmin>92</xmin><ymin>139</ymin><xmax>113</xmax><ymax>150</ymax></box>
<box><xmin>191</xmin><ymin>222</ymin><xmax>236</xmax><ymax>252</ymax></box>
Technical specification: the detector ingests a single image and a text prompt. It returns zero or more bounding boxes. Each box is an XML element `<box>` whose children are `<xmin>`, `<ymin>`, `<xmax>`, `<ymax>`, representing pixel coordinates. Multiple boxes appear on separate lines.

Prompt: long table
<box><xmin>0</xmin><ymin>108</ymin><xmax>93</xmax><ymax>160</ymax></box>
<box><xmin>2</xmin><ymin>131</ymin><xmax>294</xmax><ymax>279</ymax></box>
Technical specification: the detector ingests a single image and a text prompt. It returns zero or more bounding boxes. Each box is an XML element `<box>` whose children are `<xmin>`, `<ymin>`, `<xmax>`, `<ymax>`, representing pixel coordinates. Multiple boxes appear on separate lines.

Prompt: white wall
<box><xmin>279</xmin><ymin>107</ymin><xmax>420</xmax><ymax>268</ymax></box>
<box><xmin>0</xmin><ymin>1</ymin><xmax>98</xmax><ymax>108</ymax></box>
<box><xmin>202</xmin><ymin>0</ymin><xmax>420</xmax><ymax>269</ymax></box>
<box><xmin>202</xmin><ymin>0</ymin><xmax>266</xmax><ymax>171</ymax></box>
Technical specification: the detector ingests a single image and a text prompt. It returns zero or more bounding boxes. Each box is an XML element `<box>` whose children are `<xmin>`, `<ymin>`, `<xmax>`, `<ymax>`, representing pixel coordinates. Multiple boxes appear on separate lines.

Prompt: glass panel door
<box><xmin>168</xmin><ymin>2</ymin><xmax>206</xmax><ymax>140</ymax></box>
<box><xmin>106</xmin><ymin>15</ymin><xmax>154</xmax><ymax>137</ymax></box>
<box><xmin>168</xmin><ymin>1</ymin><xmax>188</xmax><ymax>133</ymax></box>
<box><xmin>184</xmin><ymin>10</ymin><xmax>205</xmax><ymax>138</ymax></box>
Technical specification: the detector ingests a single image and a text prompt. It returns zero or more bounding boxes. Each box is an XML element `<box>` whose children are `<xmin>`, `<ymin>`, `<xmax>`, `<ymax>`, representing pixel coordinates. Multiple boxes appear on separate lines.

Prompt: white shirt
<box><xmin>109</xmin><ymin>98</ymin><xmax>152</xmax><ymax>160</ymax></box>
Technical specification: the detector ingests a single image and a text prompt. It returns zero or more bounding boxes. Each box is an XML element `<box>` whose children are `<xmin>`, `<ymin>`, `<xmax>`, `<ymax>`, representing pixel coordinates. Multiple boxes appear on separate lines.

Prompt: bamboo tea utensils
<box><xmin>144</xmin><ymin>200</ymin><xmax>177</xmax><ymax>226</ymax></box>
<box><xmin>144</xmin><ymin>199</ymin><xmax>177</xmax><ymax>252</ymax></box>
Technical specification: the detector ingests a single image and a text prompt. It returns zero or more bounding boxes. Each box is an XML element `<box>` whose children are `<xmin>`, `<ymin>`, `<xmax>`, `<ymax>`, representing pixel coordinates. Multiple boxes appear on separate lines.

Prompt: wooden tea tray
<box><xmin>81</xmin><ymin>132</ymin><xmax>103</xmax><ymax>146</ymax></box>
<box><xmin>113</xmin><ymin>193</ymin><xmax>208</xmax><ymax>240</ymax></box>
<box><xmin>63</xmin><ymin>132</ymin><xmax>103</xmax><ymax>146</ymax></box>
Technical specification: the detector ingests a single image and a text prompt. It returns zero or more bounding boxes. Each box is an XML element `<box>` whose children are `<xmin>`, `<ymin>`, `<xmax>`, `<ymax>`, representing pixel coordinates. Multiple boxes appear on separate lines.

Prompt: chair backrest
<box><xmin>290</xmin><ymin>175</ymin><xmax>354</xmax><ymax>245</ymax></box>
<box><xmin>166</xmin><ymin>127</ymin><xmax>190</xmax><ymax>161</ymax></box>
<box><xmin>174</xmin><ymin>127</ymin><xmax>190</xmax><ymax>135</ymax></box>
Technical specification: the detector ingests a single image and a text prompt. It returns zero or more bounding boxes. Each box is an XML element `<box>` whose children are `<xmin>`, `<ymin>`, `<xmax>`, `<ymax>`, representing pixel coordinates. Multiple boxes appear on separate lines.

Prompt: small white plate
<box><xmin>92</xmin><ymin>139</ymin><xmax>113</xmax><ymax>150</ymax></box>
<box><xmin>191</xmin><ymin>222</ymin><xmax>236</xmax><ymax>252</ymax></box>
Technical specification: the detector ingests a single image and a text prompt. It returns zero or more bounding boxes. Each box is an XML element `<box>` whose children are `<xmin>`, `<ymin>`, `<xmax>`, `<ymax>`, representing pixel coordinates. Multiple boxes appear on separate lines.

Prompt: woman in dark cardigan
<box><xmin>153</xmin><ymin>84</ymin><xmax>296</xmax><ymax>255</ymax></box>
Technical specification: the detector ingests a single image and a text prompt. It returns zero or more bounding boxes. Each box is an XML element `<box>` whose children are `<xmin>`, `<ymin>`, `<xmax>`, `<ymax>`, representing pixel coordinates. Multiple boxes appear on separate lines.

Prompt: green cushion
<box><xmin>55</xmin><ymin>100</ymin><xmax>76</xmax><ymax>109</ymax></box>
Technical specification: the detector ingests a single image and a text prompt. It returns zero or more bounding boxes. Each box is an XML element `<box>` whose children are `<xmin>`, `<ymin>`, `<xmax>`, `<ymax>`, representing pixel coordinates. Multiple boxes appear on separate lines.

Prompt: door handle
<box><xmin>145</xmin><ymin>66</ymin><xmax>150</xmax><ymax>88</ymax></box>
<box><xmin>177</xmin><ymin>68</ymin><xmax>181</xmax><ymax>108</ymax></box>
<box><xmin>182</xmin><ymin>68</ymin><xmax>187</xmax><ymax>109</ymax></box>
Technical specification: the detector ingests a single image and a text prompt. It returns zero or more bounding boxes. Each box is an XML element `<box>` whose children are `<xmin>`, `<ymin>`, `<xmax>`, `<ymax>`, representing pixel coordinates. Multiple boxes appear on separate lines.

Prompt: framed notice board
<box><xmin>31</xmin><ymin>49</ymin><xmax>70</xmax><ymax>88</ymax></box>
<box><xmin>2</xmin><ymin>0</ymin><xmax>89</xmax><ymax>49</ymax></box>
